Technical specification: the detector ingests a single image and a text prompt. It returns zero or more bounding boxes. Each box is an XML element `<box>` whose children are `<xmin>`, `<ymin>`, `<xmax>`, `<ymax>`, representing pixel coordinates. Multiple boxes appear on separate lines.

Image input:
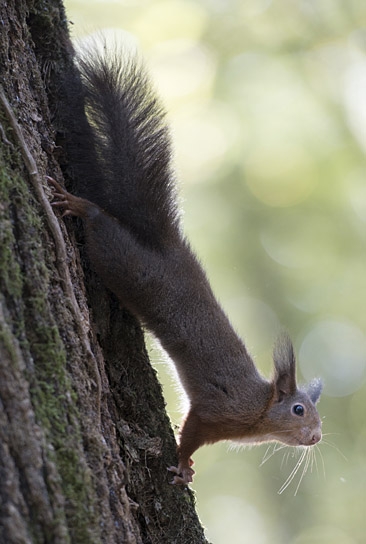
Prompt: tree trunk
<box><xmin>0</xmin><ymin>1</ymin><xmax>208</xmax><ymax>542</ymax></box>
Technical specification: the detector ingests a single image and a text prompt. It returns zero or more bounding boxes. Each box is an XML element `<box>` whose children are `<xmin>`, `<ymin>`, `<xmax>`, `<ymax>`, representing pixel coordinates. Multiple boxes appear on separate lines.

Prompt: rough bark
<box><xmin>0</xmin><ymin>1</ymin><xmax>208</xmax><ymax>542</ymax></box>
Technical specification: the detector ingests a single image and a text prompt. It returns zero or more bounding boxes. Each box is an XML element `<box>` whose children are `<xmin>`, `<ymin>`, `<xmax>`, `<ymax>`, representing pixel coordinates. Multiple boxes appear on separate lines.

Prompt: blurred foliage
<box><xmin>65</xmin><ymin>1</ymin><xmax>366</xmax><ymax>542</ymax></box>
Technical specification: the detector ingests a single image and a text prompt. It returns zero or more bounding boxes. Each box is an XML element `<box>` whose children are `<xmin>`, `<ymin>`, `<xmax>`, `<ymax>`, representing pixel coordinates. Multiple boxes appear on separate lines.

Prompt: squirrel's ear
<box><xmin>305</xmin><ymin>378</ymin><xmax>323</xmax><ymax>404</ymax></box>
<box><xmin>272</xmin><ymin>333</ymin><xmax>297</xmax><ymax>400</ymax></box>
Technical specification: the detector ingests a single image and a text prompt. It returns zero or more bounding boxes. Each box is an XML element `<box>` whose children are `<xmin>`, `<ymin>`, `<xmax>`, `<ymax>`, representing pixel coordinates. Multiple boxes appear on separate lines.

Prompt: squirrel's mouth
<box><xmin>280</xmin><ymin>430</ymin><xmax>322</xmax><ymax>448</ymax></box>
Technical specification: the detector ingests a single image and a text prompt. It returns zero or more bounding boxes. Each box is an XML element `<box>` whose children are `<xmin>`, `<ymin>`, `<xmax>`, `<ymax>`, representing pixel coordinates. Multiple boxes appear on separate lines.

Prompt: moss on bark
<box><xmin>0</xmin><ymin>1</ymin><xmax>209</xmax><ymax>542</ymax></box>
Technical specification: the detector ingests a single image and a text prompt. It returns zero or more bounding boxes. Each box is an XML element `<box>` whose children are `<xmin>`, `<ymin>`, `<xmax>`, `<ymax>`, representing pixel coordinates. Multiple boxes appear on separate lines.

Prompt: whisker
<box><xmin>320</xmin><ymin>438</ymin><xmax>347</xmax><ymax>461</ymax></box>
<box><xmin>315</xmin><ymin>444</ymin><xmax>326</xmax><ymax>479</ymax></box>
<box><xmin>260</xmin><ymin>443</ymin><xmax>287</xmax><ymax>467</ymax></box>
<box><xmin>293</xmin><ymin>448</ymin><xmax>312</xmax><ymax>496</ymax></box>
<box><xmin>259</xmin><ymin>439</ymin><xmax>326</xmax><ymax>495</ymax></box>
<box><xmin>311</xmin><ymin>446</ymin><xmax>318</xmax><ymax>475</ymax></box>
<box><xmin>260</xmin><ymin>444</ymin><xmax>275</xmax><ymax>466</ymax></box>
<box><xmin>280</xmin><ymin>448</ymin><xmax>292</xmax><ymax>471</ymax></box>
<box><xmin>278</xmin><ymin>448</ymin><xmax>307</xmax><ymax>495</ymax></box>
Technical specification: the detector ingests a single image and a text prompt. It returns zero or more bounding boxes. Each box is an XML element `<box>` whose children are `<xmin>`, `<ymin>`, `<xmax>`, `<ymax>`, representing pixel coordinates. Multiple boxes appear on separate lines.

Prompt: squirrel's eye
<box><xmin>292</xmin><ymin>404</ymin><xmax>304</xmax><ymax>417</ymax></box>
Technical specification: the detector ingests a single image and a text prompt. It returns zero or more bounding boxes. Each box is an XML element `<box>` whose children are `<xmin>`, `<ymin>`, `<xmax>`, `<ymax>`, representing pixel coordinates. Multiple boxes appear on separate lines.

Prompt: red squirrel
<box><xmin>49</xmin><ymin>47</ymin><xmax>322</xmax><ymax>485</ymax></box>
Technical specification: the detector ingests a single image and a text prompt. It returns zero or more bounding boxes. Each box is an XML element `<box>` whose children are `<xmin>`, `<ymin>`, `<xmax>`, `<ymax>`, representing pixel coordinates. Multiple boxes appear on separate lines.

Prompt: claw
<box><xmin>46</xmin><ymin>175</ymin><xmax>65</xmax><ymax>194</ymax></box>
<box><xmin>46</xmin><ymin>175</ymin><xmax>91</xmax><ymax>219</ymax></box>
<box><xmin>167</xmin><ymin>465</ymin><xmax>195</xmax><ymax>485</ymax></box>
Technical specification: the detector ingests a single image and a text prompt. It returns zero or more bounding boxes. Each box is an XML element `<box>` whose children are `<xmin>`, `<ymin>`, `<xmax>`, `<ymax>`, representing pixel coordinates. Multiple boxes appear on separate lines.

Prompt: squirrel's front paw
<box><xmin>167</xmin><ymin>465</ymin><xmax>195</xmax><ymax>485</ymax></box>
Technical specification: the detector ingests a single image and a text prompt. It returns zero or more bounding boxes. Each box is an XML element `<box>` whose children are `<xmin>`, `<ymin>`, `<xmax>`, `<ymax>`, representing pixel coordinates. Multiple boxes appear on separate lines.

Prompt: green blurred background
<box><xmin>64</xmin><ymin>1</ymin><xmax>366</xmax><ymax>542</ymax></box>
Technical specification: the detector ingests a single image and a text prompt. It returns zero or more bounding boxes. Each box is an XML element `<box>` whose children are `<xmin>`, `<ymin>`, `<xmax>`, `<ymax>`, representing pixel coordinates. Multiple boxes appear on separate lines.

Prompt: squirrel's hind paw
<box><xmin>47</xmin><ymin>176</ymin><xmax>66</xmax><ymax>195</ymax></box>
<box><xmin>167</xmin><ymin>465</ymin><xmax>195</xmax><ymax>485</ymax></box>
<box><xmin>47</xmin><ymin>176</ymin><xmax>92</xmax><ymax>219</ymax></box>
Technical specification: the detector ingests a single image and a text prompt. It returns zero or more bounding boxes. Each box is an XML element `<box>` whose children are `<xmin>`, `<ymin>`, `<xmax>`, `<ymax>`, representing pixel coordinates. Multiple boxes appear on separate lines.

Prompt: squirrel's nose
<box><xmin>310</xmin><ymin>430</ymin><xmax>322</xmax><ymax>445</ymax></box>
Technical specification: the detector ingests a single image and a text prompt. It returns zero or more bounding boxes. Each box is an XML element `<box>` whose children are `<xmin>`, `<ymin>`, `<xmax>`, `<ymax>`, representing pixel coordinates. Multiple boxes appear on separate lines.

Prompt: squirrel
<box><xmin>48</xmin><ymin>46</ymin><xmax>323</xmax><ymax>485</ymax></box>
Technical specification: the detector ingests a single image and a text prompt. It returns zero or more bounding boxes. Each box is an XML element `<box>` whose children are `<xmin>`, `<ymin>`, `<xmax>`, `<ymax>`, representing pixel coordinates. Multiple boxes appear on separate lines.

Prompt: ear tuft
<box><xmin>272</xmin><ymin>332</ymin><xmax>297</xmax><ymax>398</ymax></box>
<box><xmin>306</xmin><ymin>378</ymin><xmax>323</xmax><ymax>404</ymax></box>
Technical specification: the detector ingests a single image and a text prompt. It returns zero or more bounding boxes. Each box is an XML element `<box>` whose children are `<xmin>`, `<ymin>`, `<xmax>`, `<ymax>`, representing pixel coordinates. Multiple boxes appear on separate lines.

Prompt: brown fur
<box><xmin>49</xmin><ymin>47</ymin><xmax>322</xmax><ymax>485</ymax></box>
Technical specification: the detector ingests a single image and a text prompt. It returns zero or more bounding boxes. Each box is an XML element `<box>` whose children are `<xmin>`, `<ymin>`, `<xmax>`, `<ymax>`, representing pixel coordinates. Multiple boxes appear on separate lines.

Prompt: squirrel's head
<box><xmin>265</xmin><ymin>333</ymin><xmax>323</xmax><ymax>447</ymax></box>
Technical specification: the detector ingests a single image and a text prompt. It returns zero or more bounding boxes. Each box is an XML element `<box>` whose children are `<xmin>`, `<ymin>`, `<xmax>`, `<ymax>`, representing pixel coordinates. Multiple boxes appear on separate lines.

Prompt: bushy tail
<box><xmin>62</xmin><ymin>44</ymin><xmax>180</xmax><ymax>249</ymax></box>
